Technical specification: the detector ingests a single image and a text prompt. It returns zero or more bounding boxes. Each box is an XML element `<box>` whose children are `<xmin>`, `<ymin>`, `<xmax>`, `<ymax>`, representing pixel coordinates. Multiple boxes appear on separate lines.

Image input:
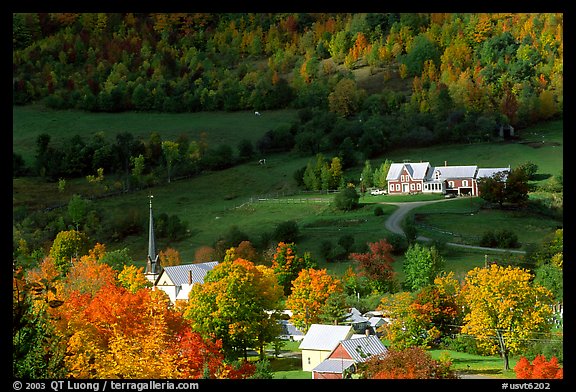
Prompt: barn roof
<box><xmin>338</xmin><ymin>335</ymin><xmax>388</xmax><ymax>363</ymax></box>
<box><xmin>429</xmin><ymin>165</ymin><xmax>478</xmax><ymax>180</ymax></box>
<box><xmin>298</xmin><ymin>324</ymin><xmax>353</xmax><ymax>351</ymax></box>
<box><xmin>312</xmin><ymin>359</ymin><xmax>355</xmax><ymax>373</ymax></box>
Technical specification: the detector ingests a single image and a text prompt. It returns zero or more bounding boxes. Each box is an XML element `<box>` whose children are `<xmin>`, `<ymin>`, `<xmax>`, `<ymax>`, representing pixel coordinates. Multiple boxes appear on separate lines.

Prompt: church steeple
<box><xmin>145</xmin><ymin>194</ymin><xmax>161</xmax><ymax>282</ymax></box>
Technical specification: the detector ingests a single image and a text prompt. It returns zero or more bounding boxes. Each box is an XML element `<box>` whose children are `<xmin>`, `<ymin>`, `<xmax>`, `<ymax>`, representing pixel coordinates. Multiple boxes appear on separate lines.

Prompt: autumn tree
<box><xmin>13</xmin><ymin>266</ymin><xmax>67</xmax><ymax>378</ymax></box>
<box><xmin>379</xmin><ymin>272</ymin><xmax>463</xmax><ymax>350</ymax></box>
<box><xmin>271</xmin><ymin>242</ymin><xmax>317</xmax><ymax>295</ymax></box>
<box><xmin>159</xmin><ymin>247</ymin><xmax>182</xmax><ymax>266</ymax></box>
<box><xmin>184</xmin><ymin>258</ymin><xmax>284</xmax><ymax>361</ymax></box>
<box><xmin>328</xmin><ymin>78</ymin><xmax>364</xmax><ymax>118</ymax></box>
<box><xmin>461</xmin><ymin>264</ymin><xmax>554</xmax><ymax>370</ymax></box>
<box><xmin>117</xmin><ymin>264</ymin><xmax>151</xmax><ymax>293</ymax></box>
<box><xmin>358</xmin><ymin>346</ymin><xmax>457</xmax><ymax>379</ymax></box>
<box><xmin>285</xmin><ymin>268</ymin><xmax>344</xmax><ymax>333</ymax></box>
<box><xmin>514</xmin><ymin>355</ymin><xmax>563</xmax><ymax>379</ymax></box>
<box><xmin>349</xmin><ymin>239</ymin><xmax>396</xmax><ymax>292</ymax></box>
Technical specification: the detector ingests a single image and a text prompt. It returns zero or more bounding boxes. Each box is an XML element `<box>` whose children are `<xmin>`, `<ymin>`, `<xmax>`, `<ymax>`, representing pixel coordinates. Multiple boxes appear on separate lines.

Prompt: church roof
<box><xmin>160</xmin><ymin>261</ymin><xmax>218</xmax><ymax>286</ymax></box>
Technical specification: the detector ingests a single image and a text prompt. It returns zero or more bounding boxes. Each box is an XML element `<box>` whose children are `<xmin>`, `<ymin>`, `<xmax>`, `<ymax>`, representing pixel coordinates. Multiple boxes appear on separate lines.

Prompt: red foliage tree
<box><xmin>359</xmin><ymin>346</ymin><xmax>456</xmax><ymax>379</ymax></box>
<box><xmin>514</xmin><ymin>355</ymin><xmax>563</xmax><ymax>379</ymax></box>
<box><xmin>349</xmin><ymin>239</ymin><xmax>396</xmax><ymax>290</ymax></box>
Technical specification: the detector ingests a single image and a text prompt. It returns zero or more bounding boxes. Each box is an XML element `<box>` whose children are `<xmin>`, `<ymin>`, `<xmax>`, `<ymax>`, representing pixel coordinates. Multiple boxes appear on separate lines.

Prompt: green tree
<box><xmin>373</xmin><ymin>159</ymin><xmax>392</xmax><ymax>189</ymax></box>
<box><xmin>184</xmin><ymin>258</ymin><xmax>284</xmax><ymax>361</ymax></box>
<box><xmin>333</xmin><ymin>185</ymin><xmax>360</xmax><ymax>211</ymax></box>
<box><xmin>67</xmin><ymin>194</ymin><xmax>89</xmax><ymax>231</ymax></box>
<box><xmin>403</xmin><ymin>244</ymin><xmax>445</xmax><ymax>292</ymax></box>
<box><xmin>49</xmin><ymin>230</ymin><xmax>89</xmax><ymax>275</ymax></box>
<box><xmin>161</xmin><ymin>140</ymin><xmax>179</xmax><ymax>183</ymax></box>
<box><xmin>360</xmin><ymin>160</ymin><xmax>374</xmax><ymax>192</ymax></box>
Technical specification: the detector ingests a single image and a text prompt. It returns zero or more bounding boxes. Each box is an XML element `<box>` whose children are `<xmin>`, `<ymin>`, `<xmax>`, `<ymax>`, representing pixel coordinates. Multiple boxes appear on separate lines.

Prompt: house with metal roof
<box><xmin>154</xmin><ymin>261</ymin><xmax>218</xmax><ymax>304</ymax></box>
<box><xmin>386</xmin><ymin>161</ymin><xmax>510</xmax><ymax>196</ymax></box>
<box><xmin>299</xmin><ymin>324</ymin><xmax>354</xmax><ymax>372</ymax></box>
<box><xmin>311</xmin><ymin>335</ymin><xmax>389</xmax><ymax>379</ymax></box>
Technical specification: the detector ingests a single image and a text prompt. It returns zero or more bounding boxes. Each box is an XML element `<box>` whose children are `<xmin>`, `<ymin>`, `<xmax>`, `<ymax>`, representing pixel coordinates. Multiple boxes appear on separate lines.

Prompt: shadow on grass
<box><xmin>269</xmin><ymin>357</ymin><xmax>302</xmax><ymax>372</ymax></box>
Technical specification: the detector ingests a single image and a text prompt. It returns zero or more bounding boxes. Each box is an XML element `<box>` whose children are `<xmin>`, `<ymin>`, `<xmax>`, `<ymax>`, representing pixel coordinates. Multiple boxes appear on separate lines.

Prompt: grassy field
<box><xmin>13</xmin><ymin>107</ymin><xmax>563</xmax><ymax>273</ymax></box>
<box><xmin>13</xmin><ymin>107</ymin><xmax>563</xmax><ymax>380</ymax></box>
<box><xmin>12</xmin><ymin>104</ymin><xmax>299</xmax><ymax>166</ymax></box>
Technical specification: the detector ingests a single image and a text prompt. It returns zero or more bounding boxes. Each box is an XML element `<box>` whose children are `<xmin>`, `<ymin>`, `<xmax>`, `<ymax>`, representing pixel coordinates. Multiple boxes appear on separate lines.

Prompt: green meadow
<box><xmin>13</xmin><ymin>107</ymin><xmax>563</xmax><ymax>275</ymax></box>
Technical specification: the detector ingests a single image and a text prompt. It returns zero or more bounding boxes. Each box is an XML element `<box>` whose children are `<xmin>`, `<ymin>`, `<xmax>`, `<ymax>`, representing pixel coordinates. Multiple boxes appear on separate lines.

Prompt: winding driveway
<box><xmin>382</xmin><ymin>198</ymin><xmax>526</xmax><ymax>254</ymax></box>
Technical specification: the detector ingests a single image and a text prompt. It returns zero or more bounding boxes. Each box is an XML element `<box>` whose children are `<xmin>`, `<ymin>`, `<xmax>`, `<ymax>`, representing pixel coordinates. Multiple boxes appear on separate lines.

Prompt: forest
<box><xmin>13</xmin><ymin>13</ymin><xmax>562</xmax><ymax>130</ymax></box>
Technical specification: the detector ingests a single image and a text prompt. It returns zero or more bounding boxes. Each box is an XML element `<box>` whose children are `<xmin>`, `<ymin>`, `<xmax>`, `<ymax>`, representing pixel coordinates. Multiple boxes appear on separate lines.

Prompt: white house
<box><xmin>153</xmin><ymin>261</ymin><xmax>218</xmax><ymax>304</ymax></box>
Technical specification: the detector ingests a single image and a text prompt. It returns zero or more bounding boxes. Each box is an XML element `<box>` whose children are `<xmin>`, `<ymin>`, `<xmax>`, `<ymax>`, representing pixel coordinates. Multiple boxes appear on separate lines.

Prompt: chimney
<box><xmin>444</xmin><ymin>160</ymin><xmax>447</xmax><ymax>166</ymax></box>
<box><xmin>188</xmin><ymin>269</ymin><xmax>192</xmax><ymax>285</ymax></box>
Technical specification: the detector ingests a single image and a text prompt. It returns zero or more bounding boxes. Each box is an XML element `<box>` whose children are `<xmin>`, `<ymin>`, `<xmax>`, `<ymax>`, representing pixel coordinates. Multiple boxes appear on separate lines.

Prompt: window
<box><xmin>401</xmin><ymin>175</ymin><xmax>404</xmax><ymax>182</ymax></box>
<box><xmin>308</xmin><ymin>357</ymin><xmax>311</xmax><ymax>365</ymax></box>
<box><xmin>463</xmin><ymin>180</ymin><xmax>468</xmax><ymax>187</ymax></box>
<box><xmin>410</xmin><ymin>183</ymin><xmax>415</xmax><ymax>190</ymax></box>
<box><xmin>417</xmin><ymin>183</ymin><xmax>421</xmax><ymax>190</ymax></box>
<box><xmin>396</xmin><ymin>184</ymin><xmax>400</xmax><ymax>191</ymax></box>
<box><xmin>449</xmin><ymin>181</ymin><xmax>454</xmax><ymax>188</ymax></box>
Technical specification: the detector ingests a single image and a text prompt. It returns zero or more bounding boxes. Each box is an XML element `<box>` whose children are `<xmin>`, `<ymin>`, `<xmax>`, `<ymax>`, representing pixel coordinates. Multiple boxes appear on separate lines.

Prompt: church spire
<box><xmin>145</xmin><ymin>194</ymin><xmax>160</xmax><ymax>279</ymax></box>
<box><xmin>148</xmin><ymin>194</ymin><xmax>156</xmax><ymax>264</ymax></box>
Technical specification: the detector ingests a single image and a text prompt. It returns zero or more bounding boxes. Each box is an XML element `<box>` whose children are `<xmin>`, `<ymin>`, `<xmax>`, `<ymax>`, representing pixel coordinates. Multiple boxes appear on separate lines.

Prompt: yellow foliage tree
<box><xmin>285</xmin><ymin>268</ymin><xmax>343</xmax><ymax>333</ymax></box>
<box><xmin>461</xmin><ymin>264</ymin><xmax>554</xmax><ymax>370</ymax></box>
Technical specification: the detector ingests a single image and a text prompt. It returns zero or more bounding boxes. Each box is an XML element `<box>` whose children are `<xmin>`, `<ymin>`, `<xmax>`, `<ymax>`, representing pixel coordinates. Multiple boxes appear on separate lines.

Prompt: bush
<box><xmin>441</xmin><ymin>334</ymin><xmax>480</xmax><ymax>355</ymax></box>
<box><xmin>273</xmin><ymin>220</ymin><xmax>300</xmax><ymax>243</ymax></box>
<box><xmin>333</xmin><ymin>186</ymin><xmax>360</xmax><ymax>211</ymax></box>
<box><xmin>374</xmin><ymin>206</ymin><xmax>384</xmax><ymax>216</ymax></box>
<box><xmin>479</xmin><ymin>229</ymin><xmax>519</xmax><ymax>248</ymax></box>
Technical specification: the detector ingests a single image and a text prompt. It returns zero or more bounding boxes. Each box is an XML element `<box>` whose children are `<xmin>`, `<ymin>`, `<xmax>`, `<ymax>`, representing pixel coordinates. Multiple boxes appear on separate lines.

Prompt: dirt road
<box><xmin>382</xmin><ymin>198</ymin><xmax>526</xmax><ymax>254</ymax></box>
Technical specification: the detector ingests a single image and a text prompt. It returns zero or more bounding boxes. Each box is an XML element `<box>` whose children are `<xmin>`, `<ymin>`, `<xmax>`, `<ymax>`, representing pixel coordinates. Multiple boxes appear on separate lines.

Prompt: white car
<box><xmin>370</xmin><ymin>189</ymin><xmax>387</xmax><ymax>195</ymax></box>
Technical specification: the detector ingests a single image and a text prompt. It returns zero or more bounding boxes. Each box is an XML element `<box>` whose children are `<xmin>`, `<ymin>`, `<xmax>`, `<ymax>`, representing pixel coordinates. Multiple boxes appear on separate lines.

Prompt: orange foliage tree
<box><xmin>271</xmin><ymin>241</ymin><xmax>316</xmax><ymax>295</ymax></box>
<box><xmin>514</xmin><ymin>355</ymin><xmax>563</xmax><ymax>379</ymax></box>
<box><xmin>285</xmin><ymin>268</ymin><xmax>344</xmax><ymax>333</ymax></box>
<box><xmin>22</xmin><ymin>244</ymin><xmax>252</xmax><ymax>379</ymax></box>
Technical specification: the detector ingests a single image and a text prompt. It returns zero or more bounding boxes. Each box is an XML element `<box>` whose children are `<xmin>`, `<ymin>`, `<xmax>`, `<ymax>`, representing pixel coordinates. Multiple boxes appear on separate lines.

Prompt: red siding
<box><xmin>389</xmin><ymin>167</ymin><xmax>423</xmax><ymax>194</ymax></box>
<box><xmin>328</xmin><ymin>344</ymin><xmax>353</xmax><ymax>360</ymax></box>
<box><xmin>313</xmin><ymin>372</ymin><xmax>342</xmax><ymax>379</ymax></box>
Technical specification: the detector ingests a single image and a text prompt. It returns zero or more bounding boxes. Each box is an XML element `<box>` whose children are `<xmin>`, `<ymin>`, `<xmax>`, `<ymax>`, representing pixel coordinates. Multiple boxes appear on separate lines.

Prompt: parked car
<box><xmin>370</xmin><ymin>189</ymin><xmax>387</xmax><ymax>195</ymax></box>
